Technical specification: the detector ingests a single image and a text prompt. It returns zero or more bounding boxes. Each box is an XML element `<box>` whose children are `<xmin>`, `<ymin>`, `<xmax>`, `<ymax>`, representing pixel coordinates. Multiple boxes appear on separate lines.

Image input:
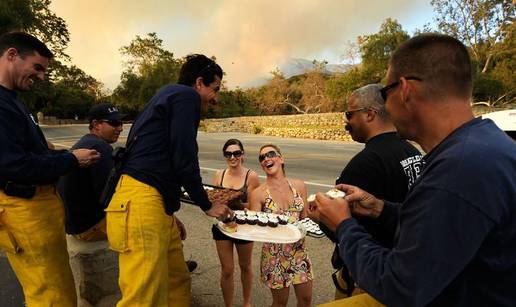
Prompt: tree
<box><xmin>257</xmin><ymin>70</ymin><xmax>302</xmax><ymax>114</ymax></box>
<box><xmin>432</xmin><ymin>0</ymin><xmax>514</xmax><ymax>74</ymax></box>
<box><xmin>321</xmin><ymin>19</ymin><xmax>410</xmax><ymax>112</ymax></box>
<box><xmin>342</xmin><ymin>40</ymin><xmax>361</xmax><ymax>65</ymax></box>
<box><xmin>297</xmin><ymin>62</ymin><xmax>332</xmax><ymax>113</ymax></box>
<box><xmin>210</xmin><ymin>87</ymin><xmax>258</xmax><ymax>118</ymax></box>
<box><xmin>112</xmin><ymin>33</ymin><xmax>183</xmax><ymax>113</ymax></box>
<box><xmin>120</xmin><ymin>32</ymin><xmax>177</xmax><ymax>75</ymax></box>
<box><xmin>1</xmin><ymin>0</ymin><xmax>106</xmax><ymax>118</ymax></box>
<box><xmin>432</xmin><ymin>0</ymin><xmax>515</xmax><ymax>106</ymax></box>
<box><xmin>0</xmin><ymin>0</ymin><xmax>34</xmax><ymax>34</ymax></box>
<box><xmin>53</xmin><ymin>64</ymin><xmax>105</xmax><ymax>98</ymax></box>
<box><xmin>325</xmin><ymin>68</ymin><xmax>369</xmax><ymax>111</ymax></box>
<box><xmin>0</xmin><ymin>0</ymin><xmax>70</xmax><ymax>59</ymax></box>
<box><xmin>358</xmin><ymin>18</ymin><xmax>410</xmax><ymax>82</ymax></box>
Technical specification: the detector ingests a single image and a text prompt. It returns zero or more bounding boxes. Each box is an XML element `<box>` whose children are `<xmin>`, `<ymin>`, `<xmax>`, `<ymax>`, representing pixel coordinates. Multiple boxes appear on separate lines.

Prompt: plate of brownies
<box><xmin>181</xmin><ymin>184</ymin><xmax>244</xmax><ymax>210</ymax></box>
<box><xmin>217</xmin><ymin>210</ymin><xmax>306</xmax><ymax>244</ymax></box>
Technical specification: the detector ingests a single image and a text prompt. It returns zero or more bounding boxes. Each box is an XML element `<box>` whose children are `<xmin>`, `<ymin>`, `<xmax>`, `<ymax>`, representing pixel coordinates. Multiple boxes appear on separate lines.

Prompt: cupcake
<box><xmin>278</xmin><ymin>215</ymin><xmax>289</xmax><ymax>225</ymax></box>
<box><xmin>245</xmin><ymin>210</ymin><xmax>258</xmax><ymax>217</ymax></box>
<box><xmin>268</xmin><ymin>217</ymin><xmax>279</xmax><ymax>227</ymax></box>
<box><xmin>257</xmin><ymin>212</ymin><xmax>268</xmax><ymax>219</ymax></box>
<box><xmin>233</xmin><ymin>210</ymin><xmax>245</xmax><ymax>216</ymax></box>
<box><xmin>257</xmin><ymin>216</ymin><xmax>268</xmax><ymax>226</ymax></box>
<box><xmin>235</xmin><ymin>214</ymin><xmax>247</xmax><ymax>225</ymax></box>
<box><xmin>266</xmin><ymin>213</ymin><xmax>278</xmax><ymax>219</ymax></box>
<box><xmin>326</xmin><ymin>188</ymin><xmax>345</xmax><ymax>199</ymax></box>
<box><xmin>246</xmin><ymin>216</ymin><xmax>258</xmax><ymax>225</ymax></box>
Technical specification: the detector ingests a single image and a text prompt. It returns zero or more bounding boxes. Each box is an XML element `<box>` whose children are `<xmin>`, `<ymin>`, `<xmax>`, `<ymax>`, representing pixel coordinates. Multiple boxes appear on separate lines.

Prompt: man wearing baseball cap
<box><xmin>59</xmin><ymin>102</ymin><xmax>125</xmax><ymax>241</ymax></box>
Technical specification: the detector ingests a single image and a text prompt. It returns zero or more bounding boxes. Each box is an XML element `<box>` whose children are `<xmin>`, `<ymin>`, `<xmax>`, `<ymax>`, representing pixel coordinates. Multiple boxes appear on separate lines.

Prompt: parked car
<box><xmin>482</xmin><ymin>109</ymin><xmax>516</xmax><ymax>140</ymax></box>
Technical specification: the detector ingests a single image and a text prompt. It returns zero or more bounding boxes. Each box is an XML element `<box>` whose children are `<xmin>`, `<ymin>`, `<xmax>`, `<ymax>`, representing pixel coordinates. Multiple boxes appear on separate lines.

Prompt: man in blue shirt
<box><xmin>106</xmin><ymin>54</ymin><xmax>230</xmax><ymax>306</ymax></box>
<box><xmin>311</xmin><ymin>34</ymin><xmax>516</xmax><ymax>306</ymax></box>
<box><xmin>0</xmin><ymin>32</ymin><xmax>100</xmax><ymax>307</ymax></box>
<box><xmin>59</xmin><ymin>103</ymin><xmax>124</xmax><ymax>241</ymax></box>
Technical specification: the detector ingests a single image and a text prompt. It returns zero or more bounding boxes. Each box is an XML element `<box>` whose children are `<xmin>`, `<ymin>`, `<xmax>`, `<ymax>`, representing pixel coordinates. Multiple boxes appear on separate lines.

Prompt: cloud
<box><xmin>50</xmin><ymin>0</ymin><xmax>433</xmax><ymax>90</ymax></box>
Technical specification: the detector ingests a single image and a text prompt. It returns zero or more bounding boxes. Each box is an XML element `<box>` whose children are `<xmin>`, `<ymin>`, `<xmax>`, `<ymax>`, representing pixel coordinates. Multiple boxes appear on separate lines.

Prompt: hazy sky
<box><xmin>50</xmin><ymin>0</ymin><xmax>435</xmax><ymax>90</ymax></box>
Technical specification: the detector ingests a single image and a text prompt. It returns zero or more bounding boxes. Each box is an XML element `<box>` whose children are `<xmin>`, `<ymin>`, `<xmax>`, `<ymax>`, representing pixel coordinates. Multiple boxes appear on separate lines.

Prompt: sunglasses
<box><xmin>345</xmin><ymin>108</ymin><xmax>367</xmax><ymax>120</ymax></box>
<box><xmin>258</xmin><ymin>150</ymin><xmax>280</xmax><ymax>163</ymax></box>
<box><xmin>100</xmin><ymin>120</ymin><xmax>123</xmax><ymax>127</ymax></box>
<box><xmin>380</xmin><ymin>76</ymin><xmax>422</xmax><ymax>101</ymax></box>
<box><xmin>223</xmin><ymin>150</ymin><xmax>243</xmax><ymax>158</ymax></box>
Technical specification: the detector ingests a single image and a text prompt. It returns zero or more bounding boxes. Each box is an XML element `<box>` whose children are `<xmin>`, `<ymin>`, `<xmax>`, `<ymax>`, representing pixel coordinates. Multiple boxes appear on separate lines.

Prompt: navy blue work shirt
<box><xmin>0</xmin><ymin>85</ymin><xmax>77</xmax><ymax>186</ymax></box>
<box><xmin>121</xmin><ymin>84</ymin><xmax>211</xmax><ymax>214</ymax></box>
<box><xmin>336</xmin><ymin>118</ymin><xmax>516</xmax><ymax>306</ymax></box>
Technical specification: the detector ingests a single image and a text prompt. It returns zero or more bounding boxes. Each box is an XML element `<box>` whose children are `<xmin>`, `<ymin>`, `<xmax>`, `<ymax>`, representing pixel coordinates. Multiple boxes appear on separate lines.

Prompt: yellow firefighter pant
<box><xmin>0</xmin><ymin>185</ymin><xmax>77</xmax><ymax>307</ymax></box>
<box><xmin>106</xmin><ymin>175</ymin><xmax>191</xmax><ymax>307</ymax></box>
<box><xmin>334</xmin><ymin>268</ymin><xmax>365</xmax><ymax>299</ymax></box>
<box><xmin>322</xmin><ymin>269</ymin><xmax>383</xmax><ymax>307</ymax></box>
<box><xmin>318</xmin><ymin>293</ymin><xmax>384</xmax><ymax>307</ymax></box>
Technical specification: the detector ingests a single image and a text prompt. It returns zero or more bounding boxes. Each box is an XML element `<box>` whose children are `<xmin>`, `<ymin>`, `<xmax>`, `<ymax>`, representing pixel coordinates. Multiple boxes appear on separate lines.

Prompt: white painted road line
<box><xmin>51</xmin><ymin>142</ymin><xmax>72</xmax><ymax>148</ymax></box>
<box><xmin>200</xmin><ymin>167</ymin><xmax>333</xmax><ymax>188</ymax></box>
<box><xmin>46</xmin><ymin>135</ymin><xmax>85</xmax><ymax>140</ymax></box>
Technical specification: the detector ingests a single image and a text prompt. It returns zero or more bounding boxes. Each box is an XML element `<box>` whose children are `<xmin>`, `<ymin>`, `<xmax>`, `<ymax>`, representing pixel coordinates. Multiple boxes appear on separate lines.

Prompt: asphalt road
<box><xmin>1</xmin><ymin>125</ymin><xmax>365</xmax><ymax>307</ymax></box>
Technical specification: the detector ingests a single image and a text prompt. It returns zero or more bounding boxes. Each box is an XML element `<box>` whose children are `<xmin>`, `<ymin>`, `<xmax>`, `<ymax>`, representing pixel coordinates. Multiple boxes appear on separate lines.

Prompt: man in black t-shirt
<box><xmin>58</xmin><ymin>103</ymin><xmax>124</xmax><ymax>240</ymax></box>
<box><xmin>331</xmin><ymin>84</ymin><xmax>422</xmax><ymax>298</ymax></box>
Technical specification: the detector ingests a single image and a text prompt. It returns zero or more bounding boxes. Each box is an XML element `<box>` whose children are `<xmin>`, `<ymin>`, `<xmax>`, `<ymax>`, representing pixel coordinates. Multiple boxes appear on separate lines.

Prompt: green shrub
<box><xmin>252</xmin><ymin>125</ymin><xmax>263</xmax><ymax>134</ymax></box>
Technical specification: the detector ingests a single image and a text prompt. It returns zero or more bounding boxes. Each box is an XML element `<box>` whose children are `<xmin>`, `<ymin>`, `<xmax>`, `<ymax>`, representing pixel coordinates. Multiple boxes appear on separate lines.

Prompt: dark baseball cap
<box><xmin>87</xmin><ymin>103</ymin><xmax>125</xmax><ymax>121</ymax></box>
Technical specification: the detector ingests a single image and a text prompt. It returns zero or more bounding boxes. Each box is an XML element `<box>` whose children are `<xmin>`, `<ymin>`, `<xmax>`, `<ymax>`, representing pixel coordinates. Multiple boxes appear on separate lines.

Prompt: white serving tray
<box><xmin>217</xmin><ymin>221</ymin><xmax>306</xmax><ymax>244</ymax></box>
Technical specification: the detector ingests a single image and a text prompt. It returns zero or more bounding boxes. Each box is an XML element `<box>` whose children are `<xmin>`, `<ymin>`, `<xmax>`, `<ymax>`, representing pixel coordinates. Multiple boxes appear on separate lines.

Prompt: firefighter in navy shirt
<box><xmin>311</xmin><ymin>34</ymin><xmax>516</xmax><ymax>307</ymax></box>
<box><xmin>106</xmin><ymin>54</ymin><xmax>231</xmax><ymax>306</ymax></box>
<box><xmin>0</xmin><ymin>32</ymin><xmax>99</xmax><ymax>307</ymax></box>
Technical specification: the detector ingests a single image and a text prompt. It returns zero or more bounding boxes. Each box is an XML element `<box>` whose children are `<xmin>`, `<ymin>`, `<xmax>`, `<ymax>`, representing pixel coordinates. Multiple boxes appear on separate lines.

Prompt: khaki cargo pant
<box><xmin>106</xmin><ymin>175</ymin><xmax>191</xmax><ymax>307</ymax></box>
<box><xmin>0</xmin><ymin>186</ymin><xmax>77</xmax><ymax>307</ymax></box>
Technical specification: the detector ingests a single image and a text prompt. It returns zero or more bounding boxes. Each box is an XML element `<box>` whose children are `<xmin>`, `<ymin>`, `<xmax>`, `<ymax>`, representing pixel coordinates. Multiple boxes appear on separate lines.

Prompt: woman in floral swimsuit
<box><xmin>249</xmin><ymin>144</ymin><xmax>313</xmax><ymax>307</ymax></box>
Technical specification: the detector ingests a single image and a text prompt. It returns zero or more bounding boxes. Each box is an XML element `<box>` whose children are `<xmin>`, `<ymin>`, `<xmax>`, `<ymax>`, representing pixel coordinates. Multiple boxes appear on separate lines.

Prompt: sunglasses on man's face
<box><xmin>345</xmin><ymin>108</ymin><xmax>367</xmax><ymax>120</ymax></box>
<box><xmin>258</xmin><ymin>150</ymin><xmax>280</xmax><ymax>163</ymax></box>
<box><xmin>223</xmin><ymin>150</ymin><xmax>243</xmax><ymax>158</ymax></box>
<box><xmin>100</xmin><ymin>120</ymin><xmax>123</xmax><ymax>127</ymax></box>
<box><xmin>380</xmin><ymin>76</ymin><xmax>423</xmax><ymax>101</ymax></box>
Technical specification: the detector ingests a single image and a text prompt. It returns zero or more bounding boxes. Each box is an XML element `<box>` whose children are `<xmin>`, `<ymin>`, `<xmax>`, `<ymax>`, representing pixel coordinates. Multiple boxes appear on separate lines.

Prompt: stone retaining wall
<box><xmin>202</xmin><ymin>113</ymin><xmax>353</xmax><ymax>141</ymax></box>
<box><xmin>201</xmin><ymin>107</ymin><xmax>511</xmax><ymax>142</ymax></box>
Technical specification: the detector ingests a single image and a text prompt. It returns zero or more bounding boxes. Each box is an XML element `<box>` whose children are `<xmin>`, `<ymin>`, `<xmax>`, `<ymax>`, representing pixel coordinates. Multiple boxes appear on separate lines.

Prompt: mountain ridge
<box><xmin>242</xmin><ymin>58</ymin><xmax>352</xmax><ymax>88</ymax></box>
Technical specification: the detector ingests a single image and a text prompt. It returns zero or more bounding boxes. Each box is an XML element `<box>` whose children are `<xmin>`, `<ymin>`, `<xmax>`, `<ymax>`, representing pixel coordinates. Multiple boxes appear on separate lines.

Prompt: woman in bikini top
<box><xmin>249</xmin><ymin>144</ymin><xmax>313</xmax><ymax>307</ymax></box>
<box><xmin>211</xmin><ymin>139</ymin><xmax>259</xmax><ymax>307</ymax></box>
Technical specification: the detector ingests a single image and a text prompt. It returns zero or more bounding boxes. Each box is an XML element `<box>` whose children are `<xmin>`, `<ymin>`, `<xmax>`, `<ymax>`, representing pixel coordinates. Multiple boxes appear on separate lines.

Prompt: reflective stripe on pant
<box><xmin>106</xmin><ymin>175</ymin><xmax>191</xmax><ymax>307</ymax></box>
<box><xmin>0</xmin><ymin>186</ymin><xmax>77</xmax><ymax>307</ymax></box>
